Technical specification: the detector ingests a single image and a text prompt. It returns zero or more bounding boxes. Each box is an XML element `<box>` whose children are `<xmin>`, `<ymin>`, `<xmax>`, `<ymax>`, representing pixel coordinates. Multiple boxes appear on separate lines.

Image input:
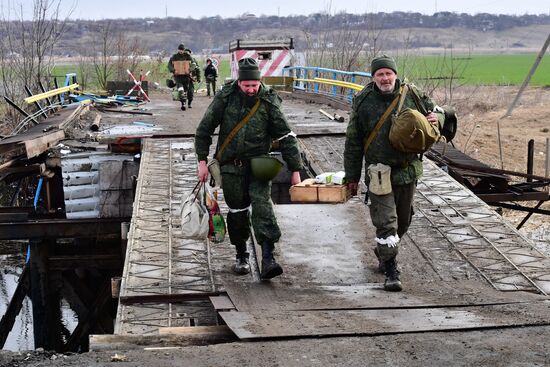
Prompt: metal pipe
<box><xmin>24</xmin><ymin>83</ymin><xmax>78</xmax><ymax>104</ymax></box>
<box><xmin>545</xmin><ymin>138</ymin><xmax>549</xmax><ymax>185</ymax></box>
<box><xmin>527</xmin><ymin>139</ymin><xmax>534</xmax><ymax>183</ymax></box>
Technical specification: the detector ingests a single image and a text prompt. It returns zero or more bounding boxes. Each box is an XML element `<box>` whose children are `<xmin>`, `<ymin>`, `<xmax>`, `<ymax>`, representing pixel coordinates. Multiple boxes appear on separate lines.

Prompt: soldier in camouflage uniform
<box><xmin>167</xmin><ymin>44</ymin><xmax>200</xmax><ymax>110</ymax></box>
<box><xmin>184</xmin><ymin>48</ymin><xmax>201</xmax><ymax>108</ymax></box>
<box><xmin>195</xmin><ymin>58</ymin><xmax>302</xmax><ymax>279</ymax></box>
<box><xmin>344</xmin><ymin>55</ymin><xmax>444</xmax><ymax>292</ymax></box>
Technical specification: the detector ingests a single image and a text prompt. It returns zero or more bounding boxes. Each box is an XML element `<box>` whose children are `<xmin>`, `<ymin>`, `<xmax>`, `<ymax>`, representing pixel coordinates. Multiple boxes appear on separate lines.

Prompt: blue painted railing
<box><xmin>283</xmin><ymin>66</ymin><xmax>371</xmax><ymax>103</ymax></box>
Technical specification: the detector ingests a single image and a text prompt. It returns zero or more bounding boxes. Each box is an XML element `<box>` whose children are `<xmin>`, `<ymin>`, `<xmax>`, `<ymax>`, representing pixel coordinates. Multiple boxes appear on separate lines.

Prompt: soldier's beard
<box><xmin>245</xmin><ymin>94</ymin><xmax>259</xmax><ymax>107</ymax></box>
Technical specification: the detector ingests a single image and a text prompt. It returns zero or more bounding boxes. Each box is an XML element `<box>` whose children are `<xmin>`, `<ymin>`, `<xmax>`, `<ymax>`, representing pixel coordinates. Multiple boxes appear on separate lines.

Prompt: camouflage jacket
<box><xmin>195</xmin><ymin>81</ymin><xmax>302</xmax><ymax>173</ymax></box>
<box><xmin>168</xmin><ymin>52</ymin><xmax>191</xmax><ymax>73</ymax></box>
<box><xmin>167</xmin><ymin>53</ymin><xmax>200</xmax><ymax>79</ymax></box>
<box><xmin>344</xmin><ymin>79</ymin><xmax>444</xmax><ymax>186</ymax></box>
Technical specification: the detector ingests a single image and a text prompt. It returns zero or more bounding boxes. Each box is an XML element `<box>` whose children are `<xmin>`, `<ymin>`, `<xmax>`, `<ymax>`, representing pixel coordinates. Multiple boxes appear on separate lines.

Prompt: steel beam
<box><xmin>0</xmin><ymin>218</ymin><xmax>131</xmax><ymax>240</ymax></box>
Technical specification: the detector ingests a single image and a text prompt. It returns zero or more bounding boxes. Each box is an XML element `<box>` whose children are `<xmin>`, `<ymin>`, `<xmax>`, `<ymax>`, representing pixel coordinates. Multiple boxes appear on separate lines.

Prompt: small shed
<box><xmin>229</xmin><ymin>38</ymin><xmax>295</xmax><ymax>80</ymax></box>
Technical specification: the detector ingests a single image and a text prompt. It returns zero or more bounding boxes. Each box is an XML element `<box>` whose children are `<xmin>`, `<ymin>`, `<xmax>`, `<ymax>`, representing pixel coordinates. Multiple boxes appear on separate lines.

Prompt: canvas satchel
<box><xmin>389</xmin><ymin>85</ymin><xmax>440</xmax><ymax>154</ymax></box>
<box><xmin>180</xmin><ymin>182</ymin><xmax>209</xmax><ymax>239</ymax></box>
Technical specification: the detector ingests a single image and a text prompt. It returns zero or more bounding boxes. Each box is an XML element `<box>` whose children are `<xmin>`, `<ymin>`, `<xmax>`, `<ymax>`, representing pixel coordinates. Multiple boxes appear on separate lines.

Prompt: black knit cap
<box><xmin>238</xmin><ymin>58</ymin><xmax>261</xmax><ymax>80</ymax></box>
<box><xmin>370</xmin><ymin>55</ymin><xmax>398</xmax><ymax>75</ymax></box>
<box><xmin>177</xmin><ymin>44</ymin><xmax>185</xmax><ymax>51</ymax></box>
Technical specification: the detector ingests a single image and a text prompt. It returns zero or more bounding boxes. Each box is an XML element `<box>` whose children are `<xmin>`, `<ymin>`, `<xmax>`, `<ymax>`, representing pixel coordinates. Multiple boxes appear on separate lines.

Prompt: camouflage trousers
<box><xmin>206</xmin><ymin>78</ymin><xmax>216</xmax><ymax>96</ymax></box>
<box><xmin>368</xmin><ymin>181</ymin><xmax>416</xmax><ymax>261</ymax></box>
<box><xmin>221</xmin><ymin>170</ymin><xmax>281</xmax><ymax>248</ymax></box>
<box><xmin>174</xmin><ymin>75</ymin><xmax>194</xmax><ymax>105</ymax></box>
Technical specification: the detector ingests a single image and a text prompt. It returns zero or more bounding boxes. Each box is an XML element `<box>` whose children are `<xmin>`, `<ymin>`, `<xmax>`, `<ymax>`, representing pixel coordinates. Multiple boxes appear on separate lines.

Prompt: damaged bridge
<box><xmin>93</xmin><ymin>93</ymin><xmax>550</xmax><ymax>349</ymax></box>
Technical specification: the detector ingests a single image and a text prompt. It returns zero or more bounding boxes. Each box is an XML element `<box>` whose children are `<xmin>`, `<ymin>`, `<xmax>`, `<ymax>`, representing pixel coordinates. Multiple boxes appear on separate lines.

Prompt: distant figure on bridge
<box><xmin>185</xmin><ymin>48</ymin><xmax>201</xmax><ymax>107</ymax></box>
<box><xmin>204</xmin><ymin>58</ymin><xmax>218</xmax><ymax>97</ymax></box>
<box><xmin>167</xmin><ymin>44</ymin><xmax>200</xmax><ymax>110</ymax></box>
<box><xmin>195</xmin><ymin>58</ymin><xmax>302</xmax><ymax>280</ymax></box>
<box><xmin>344</xmin><ymin>55</ymin><xmax>445</xmax><ymax>292</ymax></box>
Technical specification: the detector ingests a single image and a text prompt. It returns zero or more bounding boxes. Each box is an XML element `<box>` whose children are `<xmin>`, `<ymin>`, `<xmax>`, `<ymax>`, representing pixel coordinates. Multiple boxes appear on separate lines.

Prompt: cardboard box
<box><xmin>289</xmin><ymin>178</ymin><xmax>349</xmax><ymax>203</ymax></box>
<box><xmin>173</xmin><ymin>60</ymin><xmax>191</xmax><ymax>76</ymax></box>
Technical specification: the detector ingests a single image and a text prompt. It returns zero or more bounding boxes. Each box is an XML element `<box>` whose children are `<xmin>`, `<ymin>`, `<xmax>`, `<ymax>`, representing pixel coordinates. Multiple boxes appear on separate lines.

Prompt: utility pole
<box><xmin>497</xmin><ymin>32</ymin><xmax>550</xmax><ymax>169</ymax></box>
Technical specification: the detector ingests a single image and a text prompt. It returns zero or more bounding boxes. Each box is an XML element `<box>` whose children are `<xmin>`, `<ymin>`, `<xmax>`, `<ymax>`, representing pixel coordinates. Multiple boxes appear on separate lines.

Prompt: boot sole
<box><xmin>261</xmin><ymin>264</ymin><xmax>283</xmax><ymax>280</ymax></box>
<box><xmin>232</xmin><ymin>266</ymin><xmax>250</xmax><ymax>275</ymax></box>
<box><xmin>384</xmin><ymin>281</ymin><xmax>403</xmax><ymax>292</ymax></box>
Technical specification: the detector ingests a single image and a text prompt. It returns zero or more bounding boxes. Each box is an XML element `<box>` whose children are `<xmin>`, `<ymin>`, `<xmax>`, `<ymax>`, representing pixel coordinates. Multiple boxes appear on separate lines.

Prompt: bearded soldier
<box><xmin>195</xmin><ymin>58</ymin><xmax>302</xmax><ymax>279</ymax></box>
<box><xmin>344</xmin><ymin>55</ymin><xmax>445</xmax><ymax>292</ymax></box>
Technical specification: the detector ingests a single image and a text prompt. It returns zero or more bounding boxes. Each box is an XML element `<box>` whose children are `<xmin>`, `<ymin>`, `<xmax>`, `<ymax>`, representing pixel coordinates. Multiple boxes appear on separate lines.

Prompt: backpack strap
<box><xmin>363</xmin><ymin>86</ymin><xmax>403</xmax><ymax>154</ymax></box>
<box><xmin>215</xmin><ymin>98</ymin><xmax>261</xmax><ymax>161</ymax></box>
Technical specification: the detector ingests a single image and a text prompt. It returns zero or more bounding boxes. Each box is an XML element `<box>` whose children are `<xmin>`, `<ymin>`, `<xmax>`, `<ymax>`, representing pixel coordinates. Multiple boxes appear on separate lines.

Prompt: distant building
<box><xmin>229</xmin><ymin>38</ymin><xmax>295</xmax><ymax>79</ymax></box>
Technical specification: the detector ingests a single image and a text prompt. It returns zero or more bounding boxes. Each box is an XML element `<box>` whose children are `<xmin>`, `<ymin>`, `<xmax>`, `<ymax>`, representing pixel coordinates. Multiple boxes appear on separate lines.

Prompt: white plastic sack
<box><xmin>180</xmin><ymin>183</ymin><xmax>209</xmax><ymax>239</ymax></box>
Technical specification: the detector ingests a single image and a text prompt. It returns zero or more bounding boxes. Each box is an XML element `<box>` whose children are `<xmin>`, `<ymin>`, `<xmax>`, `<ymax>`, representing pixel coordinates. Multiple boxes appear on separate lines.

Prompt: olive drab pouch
<box><xmin>367</xmin><ymin>163</ymin><xmax>392</xmax><ymax>196</ymax></box>
<box><xmin>390</xmin><ymin>108</ymin><xmax>440</xmax><ymax>153</ymax></box>
<box><xmin>389</xmin><ymin>85</ymin><xmax>440</xmax><ymax>154</ymax></box>
<box><xmin>207</xmin><ymin>158</ymin><xmax>222</xmax><ymax>188</ymax></box>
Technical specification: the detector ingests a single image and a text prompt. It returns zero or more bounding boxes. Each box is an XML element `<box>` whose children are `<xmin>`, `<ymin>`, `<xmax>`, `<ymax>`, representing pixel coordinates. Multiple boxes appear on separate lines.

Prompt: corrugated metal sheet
<box><xmin>61</xmin><ymin>152</ymin><xmax>136</xmax><ymax>219</ymax></box>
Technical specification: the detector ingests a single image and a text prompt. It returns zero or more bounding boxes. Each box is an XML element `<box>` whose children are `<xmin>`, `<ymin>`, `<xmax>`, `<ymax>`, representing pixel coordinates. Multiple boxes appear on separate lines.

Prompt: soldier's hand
<box><xmin>198</xmin><ymin>160</ymin><xmax>209</xmax><ymax>182</ymax></box>
<box><xmin>426</xmin><ymin>112</ymin><xmax>438</xmax><ymax>126</ymax></box>
<box><xmin>291</xmin><ymin>171</ymin><xmax>301</xmax><ymax>185</ymax></box>
<box><xmin>347</xmin><ymin>181</ymin><xmax>359</xmax><ymax>196</ymax></box>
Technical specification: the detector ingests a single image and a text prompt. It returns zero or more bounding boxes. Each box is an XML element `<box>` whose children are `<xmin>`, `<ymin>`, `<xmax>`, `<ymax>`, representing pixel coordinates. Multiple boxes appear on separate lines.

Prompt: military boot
<box><xmin>260</xmin><ymin>241</ymin><xmax>283</xmax><ymax>280</ymax></box>
<box><xmin>231</xmin><ymin>243</ymin><xmax>250</xmax><ymax>275</ymax></box>
<box><xmin>180</xmin><ymin>100</ymin><xmax>186</xmax><ymax>111</ymax></box>
<box><xmin>383</xmin><ymin>257</ymin><xmax>402</xmax><ymax>292</ymax></box>
<box><xmin>373</xmin><ymin>247</ymin><xmax>385</xmax><ymax>274</ymax></box>
<box><xmin>232</xmin><ymin>253</ymin><xmax>250</xmax><ymax>275</ymax></box>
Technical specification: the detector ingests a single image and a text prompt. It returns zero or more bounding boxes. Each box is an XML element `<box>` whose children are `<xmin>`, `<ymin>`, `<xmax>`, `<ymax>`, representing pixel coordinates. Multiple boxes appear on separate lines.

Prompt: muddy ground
<box><xmin>1</xmin><ymin>86</ymin><xmax>549</xmax><ymax>366</ymax></box>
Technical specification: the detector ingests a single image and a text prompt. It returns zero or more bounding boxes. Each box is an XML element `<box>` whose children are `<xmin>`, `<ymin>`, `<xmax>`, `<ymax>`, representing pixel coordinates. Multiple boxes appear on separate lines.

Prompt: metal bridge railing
<box><xmin>283</xmin><ymin>66</ymin><xmax>371</xmax><ymax>103</ymax></box>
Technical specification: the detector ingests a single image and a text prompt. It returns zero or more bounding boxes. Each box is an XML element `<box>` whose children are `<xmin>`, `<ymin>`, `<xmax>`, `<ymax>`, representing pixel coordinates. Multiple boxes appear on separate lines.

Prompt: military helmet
<box><xmin>250</xmin><ymin>156</ymin><xmax>283</xmax><ymax>182</ymax></box>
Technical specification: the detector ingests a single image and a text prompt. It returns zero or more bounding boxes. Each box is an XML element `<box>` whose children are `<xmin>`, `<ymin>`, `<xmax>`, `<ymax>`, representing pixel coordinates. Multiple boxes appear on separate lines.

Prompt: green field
<box><xmin>50</xmin><ymin>53</ymin><xmax>550</xmax><ymax>90</ymax></box>
<box><xmin>399</xmin><ymin>54</ymin><xmax>550</xmax><ymax>86</ymax></box>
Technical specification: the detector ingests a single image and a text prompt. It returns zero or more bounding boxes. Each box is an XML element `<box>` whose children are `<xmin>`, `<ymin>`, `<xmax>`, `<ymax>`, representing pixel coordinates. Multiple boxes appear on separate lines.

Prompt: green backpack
<box><xmin>389</xmin><ymin>85</ymin><xmax>440</xmax><ymax>154</ymax></box>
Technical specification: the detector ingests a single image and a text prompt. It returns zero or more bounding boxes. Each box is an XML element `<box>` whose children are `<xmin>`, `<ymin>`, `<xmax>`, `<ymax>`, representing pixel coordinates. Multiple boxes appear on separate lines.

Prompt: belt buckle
<box><xmin>234</xmin><ymin>159</ymin><xmax>243</xmax><ymax>167</ymax></box>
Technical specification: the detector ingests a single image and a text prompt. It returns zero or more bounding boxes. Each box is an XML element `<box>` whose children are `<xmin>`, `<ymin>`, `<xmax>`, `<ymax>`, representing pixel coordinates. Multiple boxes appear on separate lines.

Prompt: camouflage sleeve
<box><xmin>195</xmin><ymin>96</ymin><xmax>226</xmax><ymax>161</ymax></box>
<box><xmin>167</xmin><ymin>55</ymin><xmax>174</xmax><ymax>73</ymax></box>
<box><xmin>266</xmin><ymin>95</ymin><xmax>302</xmax><ymax>172</ymax></box>
<box><xmin>412</xmin><ymin>85</ymin><xmax>445</xmax><ymax>128</ymax></box>
<box><xmin>344</xmin><ymin>100</ymin><xmax>364</xmax><ymax>183</ymax></box>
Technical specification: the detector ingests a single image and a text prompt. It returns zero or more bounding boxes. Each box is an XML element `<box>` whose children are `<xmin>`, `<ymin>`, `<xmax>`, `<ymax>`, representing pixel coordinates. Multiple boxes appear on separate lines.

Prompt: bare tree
<box><xmin>91</xmin><ymin>21</ymin><xmax>115</xmax><ymax>90</ymax></box>
<box><xmin>0</xmin><ymin>0</ymin><xmax>73</xmax><ymax>103</ymax></box>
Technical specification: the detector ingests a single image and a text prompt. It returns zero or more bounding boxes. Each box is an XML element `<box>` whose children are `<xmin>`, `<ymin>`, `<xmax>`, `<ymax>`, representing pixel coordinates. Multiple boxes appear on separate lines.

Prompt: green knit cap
<box><xmin>370</xmin><ymin>55</ymin><xmax>398</xmax><ymax>75</ymax></box>
<box><xmin>238</xmin><ymin>58</ymin><xmax>261</xmax><ymax>80</ymax></box>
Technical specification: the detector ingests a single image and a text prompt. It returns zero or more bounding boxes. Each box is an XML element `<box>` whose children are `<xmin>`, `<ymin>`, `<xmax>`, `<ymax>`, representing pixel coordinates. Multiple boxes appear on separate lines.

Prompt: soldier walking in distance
<box><xmin>344</xmin><ymin>55</ymin><xmax>445</xmax><ymax>292</ymax></box>
<box><xmin>195</xmin><ymin>58</ymin><xmax>302</xmax><ymax>279</ymax></box>
<box><xmin>167</xmin><ymin>44</ymin><xmax>195</xmax><ymax>110</ymax></box>
<box><xmin>204</xmin><ymin>58</ymin><xmax>218</xmax><ymax>97</ymax></box>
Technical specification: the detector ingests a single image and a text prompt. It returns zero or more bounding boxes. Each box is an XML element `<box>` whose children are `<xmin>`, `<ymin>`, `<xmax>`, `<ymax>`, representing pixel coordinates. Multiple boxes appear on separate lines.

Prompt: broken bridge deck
<box><xmin>111</xmin><ymin>95</ymin><xmax>550</xmax><ymax>346</ymax></box>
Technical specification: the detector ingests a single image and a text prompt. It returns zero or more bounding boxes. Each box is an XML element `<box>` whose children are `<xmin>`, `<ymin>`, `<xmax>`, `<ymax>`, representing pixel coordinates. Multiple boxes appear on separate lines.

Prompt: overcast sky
<box><xmin>7</xmin><ymin>0</ymin><xmax>550</xmax><ymax>20</ymax></box>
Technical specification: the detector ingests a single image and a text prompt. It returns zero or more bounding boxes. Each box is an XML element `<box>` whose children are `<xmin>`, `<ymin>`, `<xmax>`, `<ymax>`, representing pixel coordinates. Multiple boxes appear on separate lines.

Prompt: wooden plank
<box><xmin>220</xmin><ymin>302</ymin><xmax>550</xmax><ymax>340</ymax></box>
<box><xmin>158</xmin><ymin>325</ymin><xmax>232</xmax><ymax>336</ymax></box>
<box><xmin>23</xmin><ymin>130</ymin><xmax>65</xmax><ymax>158</ymax></box>
<box><xmin>209</xmin><ymin>295</ymin><xmax>236</xmax><ymax>311</ymax></box>
<box><xmin>90</xmin><ymin>331</ymin><xmax>236</xmax><ymax>351</ymax></box>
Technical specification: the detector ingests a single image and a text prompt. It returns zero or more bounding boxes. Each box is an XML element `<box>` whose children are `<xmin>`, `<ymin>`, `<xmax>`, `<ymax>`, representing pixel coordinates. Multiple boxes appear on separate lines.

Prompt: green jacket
<box><xmin>168</xmin><ymin>52</ymin><xmax>192</xmax><ymax>73</ymax></box>
<box><xmin>344</xmin><ymin>79</ymin><xmax>444</xmax><ymax>186</ymax></box>
<box><xmin>195</xmin><ymin>81</ymin><xmax>302</xmax><ymax>172</ymax></box>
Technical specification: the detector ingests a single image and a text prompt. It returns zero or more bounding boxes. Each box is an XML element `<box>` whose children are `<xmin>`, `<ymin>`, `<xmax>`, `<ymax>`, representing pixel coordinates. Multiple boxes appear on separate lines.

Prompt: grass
<box><xmin>399</xmin><ymin>54</ymin><xmax>550</xmax><ymax>86</ymax></box>
<box><xmin>50</xmin><ymin>58</ymin><xmax>233</xmax><ymax>92</ymax></box>
<box><xmin>48</xmin><ymin>53</ymin><xmax>550</xmax><ymax>91</ymax></box>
